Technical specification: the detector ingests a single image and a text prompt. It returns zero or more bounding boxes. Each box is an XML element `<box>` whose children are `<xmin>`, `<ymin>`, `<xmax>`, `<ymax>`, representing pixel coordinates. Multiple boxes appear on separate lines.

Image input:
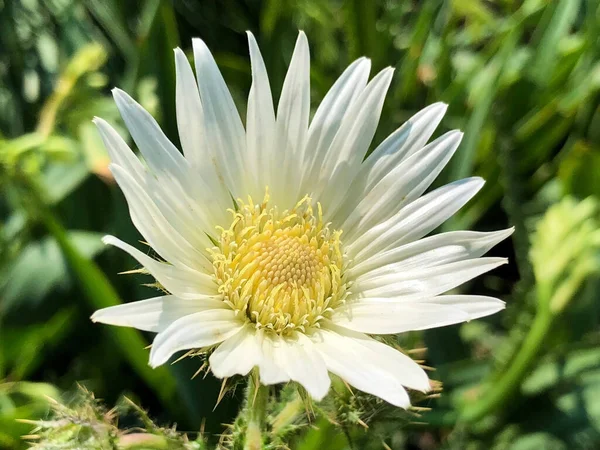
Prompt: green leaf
<box><xmin>1</xmin><ymin>309</ymin><xmax>77</xmax><ymax>379</ymax></box>
<box><xmin>529</xmin><ymin>0</ymin><xmax>580</xmax><ymax>86</ymax></box>
<box><xmin>1</xmin><ymin>232</ymin><xmax>106</xmax><ymax>314</ymax></box>
<box><xmin>84</xmin><ymin>0</ymin><xmax>137</xmax><ymax>60</ymax></box>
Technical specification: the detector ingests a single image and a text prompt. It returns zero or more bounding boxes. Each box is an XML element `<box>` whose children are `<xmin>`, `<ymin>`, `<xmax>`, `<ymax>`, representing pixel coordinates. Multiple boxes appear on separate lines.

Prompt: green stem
<box><xmin>460</xmin><ymin>310</ymin><xmax>555</xmax><ymax>423</ymax></box>
<box><xmin>244</xmin><ymin>374</ymin><xmax>269</xmax><ymax>450</ymax></box>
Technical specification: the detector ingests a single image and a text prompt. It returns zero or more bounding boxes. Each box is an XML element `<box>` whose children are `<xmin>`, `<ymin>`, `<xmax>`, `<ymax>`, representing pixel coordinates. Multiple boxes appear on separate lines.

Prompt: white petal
<box><xmin>96</xmin><ymin>118</ymin><xmax>227</xmax><ymax>236</ymax></box>
<box><xmin>210</xmin><ymin>328</ymin><xmax>330</xmax><ymax>399</ymax></box>
<box><xmin>324</xmin><ymin>324</ymin><xmax>430</xmax><ymax>392</ymax></box>
<box><xmin>149</xmin><ymin>309</ymin><xmax>242</xmax><ymax>367</ymax></box>
<box><xmin>349</xmin><ymin>228</ymin><xmax>514</xmax><ymax>279</ymax></box>
<box><xmin>174</xmin><ymin>48</ymin><xmax>205</xmax><ymax>166</ymax></box>
<box><xmin>354</xmin><ymin>257</ymin><xmax>507</xmax><ymax>299</ymax></box>
<box><xmin>332</xmin><ymin>295</ymin><xmax>505</xmax><ymax>334</ymax></box>
<box><xmin>93</xmin><ymin>117</ymin><xmax>146</xmax><ymax>184</ymax></box>
<box><xmin>245</xmin><ymin>32</ymin><xmax>276</xmax><ymax>199</ymax></box>
<box><xmin>419</xmin><ymin>295</ymin><xmax>506</xmax><ymax>320</ymax></box>
<box><xmin>112</xmin><ymin>89</ymin><xmax>189</xmax><ymax>180</ymax></box>
<box><xmin>338</xmin><ymin>130</ymin><xmax>463</xmax><ymax>239</ymax></box>
<box><xmin>329</xmin><ymin>102</ymin><xmax>448</xmax><ymax>228</ymax></box>
<box><xmin>110</xmin><ymin>164</ymin><xmax>212</xmax><ymax>271</ymax></box>
<box><xmin>360</xmin><ymin>102</ymin><xmax>448</xmax><ymax>190</ymax></box>
<box><xmin>257</xmin><ymin>331</ymin><xmax>290</xmax><ymax>384</ymax></box>
<box><xmin>173</xmin><ymin>48</ymin><xmax>231</xmax><ymax>209</ymax></box>
<box><xmin>332</xmin><ymin>301</ymin><xmax>470</xmax><ymax>334</ymax></box>
<box><xmin>347</xmin><ymin>177</ymin><xmax>485</xmax><ymax>261</ymax></box>
<box><xmin>91</xmin><ymin>295</ymin><xmax>225</xmax><ymax>332</ymax></box>
<box><xmin>272</xmin><ymin>31</ymin><xmax>310</xmax><ymax>206</ymax></box>
<box><xmin>209</xmin><ymin>325</ymin><xmax>263</xmax><ymax>378</ymax></box>
<box><xmin>192</xmin><ymin>38</ymin><xmax>246</xmax><ymax>197</ymax></box>
<box><xmin>298</xmin><ymin>57</ymin><xmax>371</xmax><ymax>197</ymax></box>
<box><xmin>273</xmin><ymin>333</ymin><xmax>330</xmax><ymax>400</ymax></box>
<box><xmin>103</xmin><ymin>235</ymin><xmax>216</xmax><ymax>299</ymax></box>
<box><xmin>317</xmin><ymin>68</ymin><xmax>394</xmax><ymax>216</ymax></box>
<box><xmin>313</xmin><ymin>329</ymin><xmax>412</xmax><ymax>407</ymax></box>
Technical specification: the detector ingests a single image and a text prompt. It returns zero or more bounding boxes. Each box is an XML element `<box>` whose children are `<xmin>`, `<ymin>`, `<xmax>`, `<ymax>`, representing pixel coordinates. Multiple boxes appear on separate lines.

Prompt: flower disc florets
<box><xmin>211</xmin><ymin>192</ymin><xmax>348</xmax><ymax>335</ymax></box>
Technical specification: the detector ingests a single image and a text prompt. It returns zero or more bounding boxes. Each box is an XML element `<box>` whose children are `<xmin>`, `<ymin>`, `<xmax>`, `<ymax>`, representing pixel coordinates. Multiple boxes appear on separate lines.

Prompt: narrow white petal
<box><xmin>334</xmin><ymin>103</ymin><xmax>447</xmax><ymax>224</ymax></box>
<box><xmin>112</xmin><ymin>89</ymin><xmax>230</xmax><ymax>227</ymax></box>
<box><xmin>173</xmin><ymin>50</ymin><xmax>233</xmax><ymax>213</ymax></box>
<box><xmin>348</xmin><ymin>177</ymin><xmax>485</xmax><ymax>261</ymax></box>
<box><xmin>209</xmin><ymin>325</ymin><xmax>263</xmax><ymax>378</ymax></box>
<box><xmin>245</xmin><ymin>32</ymin><xmax>276</xmax><ymax>198</ymax></box>
<box><xmin>274</xmin><ymin>333</ymin><xmax>331</xmax><ymax>400</ymax></box>
<box><xmin>329</xmin><ymin>102</ymin><xmax>448</xmax><ymax>228</ymax></box>
<box><xmin>110</xmin><ymin>164</ymin><xmax>212</xmax><ymax>271</ymax></box>
<box><xmin>419</xmin><ymin>295</ymin><xmax>506</xmax><ymax>320</ymax></box>
<box><xmin>257</xmin><ymin>332</ymin><xmax>290</xmax><ymax>384</ymax></box>
<box><xmin>174</xmin><ymin>48</ymin><xmax>205</xmax><ymax>166</ymax></box>
<box><xmin>324</xmin><ymin>324</ymin><xmax>430</xmax><ymax>392</ymax></box>
<box><xmin>338</xmin><ymin>131</ymin><xmax>463</xmax><ymax>239</ymax></box>
<box><xmin>331</xmin><ymin>301</ymin><xmax>470</xmax><ymax>334</ymax></box>
<box><xmin>93</xmin><ymin>118</ymin><xmax>146</xmax><ymax>184</ymax></box>
<box><xmin>102</xmin><ymin>235</ymin><xmax>216</xmax><ymax>299</ymax></box>
<box><xmin>349</xmin><ymin>228</ymin><xmax>514</xmax><ymax>279</ymax></box>
<box><xmin>313</xmin><ymin>329</ymin><xmax>412</xmax><ymax>407</ymax></box>
<box><xmin>332</xmin><ymin>295</ymin><xmax>505</xmax><ymax>334</ymax></box>
<box><xmin>91</xmin><ymin>295</ymin><xmax>225</xmax><ymax>332</ymax></box>
<box><xmin>192</xmin><ymin>38</ymin><xmax>246</xmax><ymax>197</ymax></box>
<box><xmin>298</xmin><ymin>57</ymin><xmax>371</xmax><ymax>197</ymax></box>
<box><xmin>361</xmin><ymin>102</ymin><xmax>448</xmax><ymax>188</ymax></box>
<box><xmin>149</xmin><ymin>309</ymin><xmax>242</xmax><ymax>367</ymax></box>
<box><xmin>96</xmin><ymin>118</ymin><xmax>228</xmax><ymax>235</ymax></box>
<box><xmin>317</xmin><ymin>68</ymin><xmax>394</xmax><ymax>215</ymax></box>
<box><xmin>112</xmin><ymin>89</ymin><xmax>189</xmax><ymax>180</ymax></box>
<box><xmin>273</xmin><ymin>31</ymin><xmax>310</xmax><ymax>205</ymax></box>
<box><xmin>354</xmin><ymin>257</ymin><xmax>507</xmax><ymax>299</ymax></box>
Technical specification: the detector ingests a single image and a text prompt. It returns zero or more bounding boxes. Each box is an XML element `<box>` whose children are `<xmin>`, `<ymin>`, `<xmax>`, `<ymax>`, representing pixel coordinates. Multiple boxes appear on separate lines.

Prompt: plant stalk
<box><xmin>244</xmin><ymin>374</ymin><xmax>269</xmax><ymax>450</ymax></box>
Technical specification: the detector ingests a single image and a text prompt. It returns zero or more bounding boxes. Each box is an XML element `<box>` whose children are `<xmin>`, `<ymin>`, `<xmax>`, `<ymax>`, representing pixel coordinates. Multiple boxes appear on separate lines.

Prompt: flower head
<box><xmin>91</xmin><ymin>31</ymin><xmax>512</xmax><ymax>407</ymax></box>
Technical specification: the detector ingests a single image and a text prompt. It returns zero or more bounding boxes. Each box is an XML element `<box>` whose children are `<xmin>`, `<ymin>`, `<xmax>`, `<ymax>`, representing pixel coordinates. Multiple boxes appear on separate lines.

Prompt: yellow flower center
<box><xmin>211</xmin><ymin>192</ymin><xmax>347</xmax><ymax>335</ymax></box>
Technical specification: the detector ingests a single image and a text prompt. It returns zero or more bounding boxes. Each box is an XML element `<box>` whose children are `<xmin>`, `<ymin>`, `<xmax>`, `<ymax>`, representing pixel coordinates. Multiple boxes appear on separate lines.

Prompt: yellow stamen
<box><xmin>210</xmin><ymin>190</ymin><xmax>348</xmax><ymax>335</ymax></box>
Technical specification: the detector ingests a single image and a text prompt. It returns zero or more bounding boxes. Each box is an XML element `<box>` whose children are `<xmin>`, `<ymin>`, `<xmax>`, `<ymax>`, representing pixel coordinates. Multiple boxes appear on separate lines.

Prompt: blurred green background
<box><xmin>1</xmin><ymin>0</ymin><xmax>600</xmax><ymax>448</ymax></box>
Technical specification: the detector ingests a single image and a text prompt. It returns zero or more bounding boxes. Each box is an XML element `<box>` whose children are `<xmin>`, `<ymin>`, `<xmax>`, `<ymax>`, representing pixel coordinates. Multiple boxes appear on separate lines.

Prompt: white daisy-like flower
<box><xmin>92</xmin><ymin>31</ymin><xmax>512</xmax><ymax>408</ymax></box>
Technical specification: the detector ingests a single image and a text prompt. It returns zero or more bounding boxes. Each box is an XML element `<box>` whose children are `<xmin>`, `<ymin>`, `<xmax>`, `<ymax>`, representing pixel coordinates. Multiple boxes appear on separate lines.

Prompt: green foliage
<box><xmin>23</xmin><ymin>386</ymin><xmax>205</xmax><ymax>450</ymax></box>
<box><xmin>0</xmin><ymin>382</ymin><xmax>60</xmax><ymax>448</ymax></box>
<box><xmin>1</xmin><ymin>0</ymin><xmax>600</xmax><ymax>448</ymax></box>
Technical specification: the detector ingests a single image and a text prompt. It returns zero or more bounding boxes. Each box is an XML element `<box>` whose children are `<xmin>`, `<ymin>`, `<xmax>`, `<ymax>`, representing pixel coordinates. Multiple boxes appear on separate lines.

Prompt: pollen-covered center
<box><xmin>210</xmin><ymin>193</ymin><xmax>347</xmax><ymax>335</ymax></box>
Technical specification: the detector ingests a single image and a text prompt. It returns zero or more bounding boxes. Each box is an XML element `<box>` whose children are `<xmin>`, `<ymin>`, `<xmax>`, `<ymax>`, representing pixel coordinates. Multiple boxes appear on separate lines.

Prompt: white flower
<box><xmin>91</xmin><ymin>31</ymin><xmax>512</xmax><ymax>408</ymax></box>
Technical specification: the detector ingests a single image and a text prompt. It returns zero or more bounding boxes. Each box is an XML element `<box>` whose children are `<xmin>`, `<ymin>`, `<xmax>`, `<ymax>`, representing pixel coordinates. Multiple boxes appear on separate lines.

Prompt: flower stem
<box><xmin>460</xmin><ymin>310</ymin><xmax>554</xmax><ymax>423</ymax></box>
<box><xmin>244</xmin><ymin>373</ymin><xmax>269</xmax><ymax>450</ymax></box>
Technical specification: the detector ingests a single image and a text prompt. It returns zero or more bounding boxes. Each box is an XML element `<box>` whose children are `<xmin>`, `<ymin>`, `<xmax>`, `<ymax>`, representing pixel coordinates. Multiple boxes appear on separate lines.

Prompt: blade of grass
<box><xmin>344</xmin><ymin>0</ymin><xmax>381</xmax><ymax>65</ymax></box>
<box><xmin>446</xmin><ymin>27</ymin><xmax>519</xmax><ymax>186</ymax></box>
<box><xmin>84</xmin><ymin>0</ymin><xmax>137</xmax><ymax>60</ymax></box>
<box><xmin>395</xmin><ymin>1</ymin><xmax>440</xmax><ymax>102</ymax></box>
<box><xmin>529</xmin><ymin>0</ymin><xmax>580</xmax><ymax>86</ymax></box>
<box><xmin>122</xmin><ymin>0</ymin><xmax>162</xmax><ymax>93</ymax></box>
